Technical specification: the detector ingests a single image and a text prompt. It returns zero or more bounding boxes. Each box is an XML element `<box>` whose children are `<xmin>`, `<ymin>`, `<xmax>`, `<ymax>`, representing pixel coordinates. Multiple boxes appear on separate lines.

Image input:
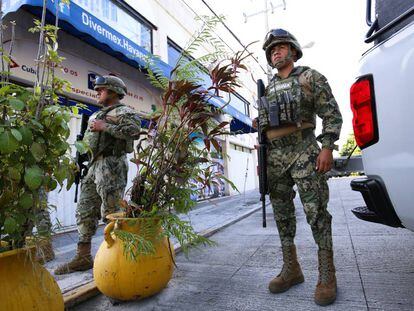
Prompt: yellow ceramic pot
<box><xmin>93</xmin><ymin>213</ymin><xmax>175</xmax><ymax>301</ymax></box>
<box><xmin>0</xmin><ymin>247</ymin><xmax>64</xmax><ymax>311</ymax></box>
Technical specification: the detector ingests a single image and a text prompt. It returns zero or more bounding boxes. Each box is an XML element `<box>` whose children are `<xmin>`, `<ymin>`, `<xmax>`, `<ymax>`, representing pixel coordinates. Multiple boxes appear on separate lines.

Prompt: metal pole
<box><xmin>264</xmin><ymin>0</ymin><xmax>273</xmax><ymax>83</ymax></box>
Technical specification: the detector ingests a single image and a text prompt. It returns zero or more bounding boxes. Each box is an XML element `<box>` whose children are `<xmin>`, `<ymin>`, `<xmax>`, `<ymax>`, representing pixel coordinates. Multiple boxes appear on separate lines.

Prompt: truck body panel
<box><xmin>356</xmin><ymin>21</ymin><xmax>414</xmax><ymax>230</ymax></box>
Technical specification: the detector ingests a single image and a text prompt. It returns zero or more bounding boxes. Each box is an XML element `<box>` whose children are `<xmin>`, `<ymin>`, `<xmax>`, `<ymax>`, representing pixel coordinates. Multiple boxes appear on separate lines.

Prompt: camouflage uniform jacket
<box><xmin>84</xmin><ymin>103</ymin><xmax>141</xmax><ymax>160</ymax></box>
<box><xmin>263</xmin><ymin>66</ymin><xmax>343</xmax><ymax>150</ymax></box>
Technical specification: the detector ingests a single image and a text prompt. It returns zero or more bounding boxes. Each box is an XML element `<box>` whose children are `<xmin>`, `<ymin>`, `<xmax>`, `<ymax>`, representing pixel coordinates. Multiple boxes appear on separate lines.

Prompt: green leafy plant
<box><xmin>115</xmin><ymin>16</ymin><xmax>251</xmax><ymax>258</ymax></box>
<box><xmin>0</xmin><ymin>0</ymin><xmax>81</xmax><ymax>252</ymax></box>
<box><xmin>340</xmin><ymin>133</ymin><xmax>361</xmax><ymax>157</ymax></box>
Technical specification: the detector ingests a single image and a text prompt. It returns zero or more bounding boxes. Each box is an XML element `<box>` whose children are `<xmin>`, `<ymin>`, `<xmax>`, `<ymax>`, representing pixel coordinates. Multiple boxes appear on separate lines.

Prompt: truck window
<box><xmin>373</xmin><ymin>0</ymin><xmax>414</xmax><ymax>44</ymax></box>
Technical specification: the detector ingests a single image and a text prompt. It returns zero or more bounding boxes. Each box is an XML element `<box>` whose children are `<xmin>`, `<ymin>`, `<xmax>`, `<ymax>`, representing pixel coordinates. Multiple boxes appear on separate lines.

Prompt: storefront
<box><xmin>2</xmin><ymin>0</ymin><xmax>254</xmax><ymax>229</ymax></box>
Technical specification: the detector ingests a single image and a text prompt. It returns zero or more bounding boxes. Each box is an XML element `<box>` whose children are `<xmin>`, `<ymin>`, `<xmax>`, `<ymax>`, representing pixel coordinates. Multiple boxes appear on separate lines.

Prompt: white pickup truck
<box><xmin>350</xmin><ymin>0</ymin><xmax>414</xmax><ymax>231</ymax></box>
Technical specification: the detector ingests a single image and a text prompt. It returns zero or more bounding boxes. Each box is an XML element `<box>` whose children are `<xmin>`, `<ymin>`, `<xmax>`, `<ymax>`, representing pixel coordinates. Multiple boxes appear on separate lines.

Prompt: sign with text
<box><xmin>7</xmin><ymin>40</ymin><xmax>159</xmax><ymax>116</ymax></box>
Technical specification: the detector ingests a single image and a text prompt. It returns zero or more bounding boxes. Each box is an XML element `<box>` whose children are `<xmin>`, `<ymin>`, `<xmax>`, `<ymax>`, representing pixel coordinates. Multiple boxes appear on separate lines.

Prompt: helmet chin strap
<box><xmin>273</xmin><ymin>45</ymin><xmax>294</xmax><ymax>69</ymax></box>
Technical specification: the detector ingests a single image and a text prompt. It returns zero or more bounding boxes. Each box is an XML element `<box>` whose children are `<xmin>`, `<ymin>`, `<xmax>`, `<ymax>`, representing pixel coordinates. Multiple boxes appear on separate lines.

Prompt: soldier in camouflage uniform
<box><xmin>55</xmin><ymin>76</ymin><xmax>141</xmax><ymax>275</ymax></box>
<box><xmin>256</xmin><ymin>29</ymin><xmax>342</xmax><ymax>306</ymax></box>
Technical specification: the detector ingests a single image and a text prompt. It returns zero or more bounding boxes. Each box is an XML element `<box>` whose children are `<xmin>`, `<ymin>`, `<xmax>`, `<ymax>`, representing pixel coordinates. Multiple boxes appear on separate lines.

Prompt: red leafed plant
<box><xmin>117</xmin><ymin>16</ymin><xmax>253</xmax><ymax>256</ymax></box>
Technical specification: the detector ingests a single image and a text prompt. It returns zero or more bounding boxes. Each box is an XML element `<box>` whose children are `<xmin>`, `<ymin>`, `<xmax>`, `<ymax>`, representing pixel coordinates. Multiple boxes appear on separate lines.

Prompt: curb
<box><xmin>55</xmin><ymin>191</ymin><xmax>256</xmax><ymax>236</ymax></box>
<box><xmin>63</xmin><ymin>203</ymin><xmax>266</xmax><ymax>308</ymax></box>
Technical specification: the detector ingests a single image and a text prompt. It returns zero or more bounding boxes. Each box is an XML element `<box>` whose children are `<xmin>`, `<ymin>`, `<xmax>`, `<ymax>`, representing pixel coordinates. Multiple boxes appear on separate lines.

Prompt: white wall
<box><xmin>227</xmin><ymin>147</ymin><xmax>257</xmax><ymax>195</ymax></box>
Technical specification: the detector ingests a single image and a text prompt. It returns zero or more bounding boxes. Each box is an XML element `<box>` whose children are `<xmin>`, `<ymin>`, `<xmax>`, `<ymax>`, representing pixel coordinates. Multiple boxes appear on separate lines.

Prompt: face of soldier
<box><xmin>96</xmin><ymin>87</ymin><xmax>118</xmax><ymax>106</ymax></box>
<box><xmin>271</xmin><ymin>43</ymin><xmax>296</xmax><ymax>70</ymax></box>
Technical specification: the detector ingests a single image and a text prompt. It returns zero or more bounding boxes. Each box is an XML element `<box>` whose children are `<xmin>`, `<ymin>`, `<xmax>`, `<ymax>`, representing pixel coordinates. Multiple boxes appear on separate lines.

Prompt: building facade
<box><xmin>2</xmin><ymin>0</ymin><xmax>259</xmax><ymax>229</ymax></box>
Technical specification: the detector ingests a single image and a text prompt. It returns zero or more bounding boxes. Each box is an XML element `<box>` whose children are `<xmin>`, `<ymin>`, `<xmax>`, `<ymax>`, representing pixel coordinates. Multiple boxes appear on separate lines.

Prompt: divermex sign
<box><xmin>80</xmin><ymin>12</ymin><xmax>147</xmax><ymax>61</ymax></box>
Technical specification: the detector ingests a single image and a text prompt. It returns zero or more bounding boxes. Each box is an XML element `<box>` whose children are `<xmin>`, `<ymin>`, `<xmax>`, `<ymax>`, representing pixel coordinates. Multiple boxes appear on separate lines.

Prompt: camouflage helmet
<box><xmin>262</xmin><ymin>29</ymin><xmax>303</xmax><ymax>66</ymax></box>
<box><xmin>94</xmin><ymin>75</ymin><xmax>127</xmax><ymax>99</ymax></box>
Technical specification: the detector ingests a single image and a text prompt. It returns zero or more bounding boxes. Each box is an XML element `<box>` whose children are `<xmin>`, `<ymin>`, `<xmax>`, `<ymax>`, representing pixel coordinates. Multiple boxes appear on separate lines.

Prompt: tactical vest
<box><xmin>88</xmin><ymin>104</ymin><xmax>134</xmax><ymax>160</ymax></box>
<box><xmin>259</xmin><ymin>66</ymin><xmax>311</xmax><ymax>130</ymax></box>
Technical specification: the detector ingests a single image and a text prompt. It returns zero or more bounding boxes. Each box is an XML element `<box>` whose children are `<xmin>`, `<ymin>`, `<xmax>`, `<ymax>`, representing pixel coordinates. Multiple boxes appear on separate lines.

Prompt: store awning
<box><xmin>3</xmin><ymin>0</ymin><xmax>253</xmax><ymax>133</ymax></box>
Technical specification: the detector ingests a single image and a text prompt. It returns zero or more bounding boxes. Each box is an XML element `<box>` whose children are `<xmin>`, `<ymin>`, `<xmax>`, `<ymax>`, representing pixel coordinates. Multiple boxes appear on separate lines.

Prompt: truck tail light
<box><xmin>350</xmin><ymin>75</ymin><xmax>379</xmax><ymax>149</ymax></box>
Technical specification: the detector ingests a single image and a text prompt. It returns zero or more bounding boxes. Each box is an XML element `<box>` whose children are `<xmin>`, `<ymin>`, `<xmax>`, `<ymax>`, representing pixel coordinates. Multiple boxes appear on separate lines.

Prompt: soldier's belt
<box><xmin>268</xmin><ymin>128</ymin><xmax>314</xmax><ymax>149</ymax></box>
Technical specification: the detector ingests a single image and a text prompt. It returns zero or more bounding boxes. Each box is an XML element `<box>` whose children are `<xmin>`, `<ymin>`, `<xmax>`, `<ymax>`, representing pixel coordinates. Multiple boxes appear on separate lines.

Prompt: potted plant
<box><xmin>93</xmin><ymin>16</ymin><xmax>251</xmax><ymax>301</ymax></box>
<box><xmin>0</xmin><ymin>1</ymin><xmax>82</xmax><ymax>310</ymax></box>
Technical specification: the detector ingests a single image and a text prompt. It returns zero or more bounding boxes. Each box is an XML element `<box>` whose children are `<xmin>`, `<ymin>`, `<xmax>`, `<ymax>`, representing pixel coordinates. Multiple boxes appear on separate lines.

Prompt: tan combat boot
<box><xmin>36</xmin><ymin>239</ymin><xmax>55</xmax><ymax>264</ymax></box>
<box><xmin>269</xmin><ymin>245</ymin><xmax>304</xmax><ymax>293</ymax></box>
<box><xmin>315</xmin><ymin>249</ymin><xmax>337</xmax><ymax>306</ymax></box>
<box><xmin>54</xmin><ymin>242</ymin><xmax>93</xmax><ymax>275</ymax></box>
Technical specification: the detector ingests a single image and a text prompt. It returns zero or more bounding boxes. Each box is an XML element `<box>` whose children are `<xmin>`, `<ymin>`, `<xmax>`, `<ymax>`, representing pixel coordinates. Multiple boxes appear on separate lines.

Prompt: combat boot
<box><xmin>54</xmin><ymin>242</ymin><xmax>93</xmax><ymax>275</ymax></box>
<box><xmin>315</xmin><ymin>249</ymin><xmax>337</xmax><ymax>306</ymax></box>
<box><xmin>269</xmin><ymin>245</ymin><xmax>304</xmax><ymax>293</ymax></box>
<box><xmin>36</xmin><ymin>239</ymin><xmax>55</xmax><ymax>264</ymax></box>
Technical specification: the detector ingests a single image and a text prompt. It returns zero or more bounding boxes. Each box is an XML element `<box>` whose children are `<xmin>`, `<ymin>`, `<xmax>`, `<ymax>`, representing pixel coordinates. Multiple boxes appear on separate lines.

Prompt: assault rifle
<box><xmin>74</xmin><ymin>113</ymin><xmax>90</xmax><ymax>203</ymax></box>
<box><xmin>257</xmin><ymin>79</ymin><xmax>268</xmax><ymax>228</ymax></box>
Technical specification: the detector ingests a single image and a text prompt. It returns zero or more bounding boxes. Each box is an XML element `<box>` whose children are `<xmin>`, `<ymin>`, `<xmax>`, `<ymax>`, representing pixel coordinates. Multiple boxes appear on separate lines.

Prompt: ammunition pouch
<box><xmin>263</xmin><ymin>72</ymin><xmax>304</xmax><ymax>129</ymax></box>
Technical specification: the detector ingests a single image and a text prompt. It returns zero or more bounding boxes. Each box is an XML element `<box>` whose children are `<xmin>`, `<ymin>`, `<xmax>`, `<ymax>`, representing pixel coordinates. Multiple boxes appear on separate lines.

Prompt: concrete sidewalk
<box><xmin>73</xmin><ymin>177</ymin><xmax>414</xmax><ymax>311</ymax></box>
<box><xmin>45</xmin><ymin>189</ymin><xmax>265</xmax><ymax>297</ymax></box>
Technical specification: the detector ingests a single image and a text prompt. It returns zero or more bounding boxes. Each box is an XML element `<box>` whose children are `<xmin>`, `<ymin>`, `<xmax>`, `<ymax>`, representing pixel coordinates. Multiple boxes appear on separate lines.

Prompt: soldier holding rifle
<box><xmin>55</xmin><ymin>76</ymin><xmax>141</xmax><ymax>274</ymax></box>
<box><xmin>254</xmin><ymin>29</ymin><xmax>342</xmax><ymax>306</ymax></box>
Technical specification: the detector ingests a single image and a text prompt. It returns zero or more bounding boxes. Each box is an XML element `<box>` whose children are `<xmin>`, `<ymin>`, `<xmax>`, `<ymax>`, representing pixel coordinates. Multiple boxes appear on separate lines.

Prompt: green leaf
<box><xmin>24</xmin><ymin>165</ymin><xmax>43</xmax><ymax>190</ymax></box>
<box><xmin>30</xmin><ymin>142</ymin><xmax>45</xmax><ymax>162</ymax></box>
<box><xmin>8</xmin><ymin>167</ymin><xmax>21</xmax><ymax>180</ymax></box>
<box><xmin>9</xmin><ymin>98</ymin><xmax>25</xmax><ymax>110</ymax></box>
<box><xmin>19</xmin><ymin>193</ymin><xmax>33</xmax><ymax>209</ymax></box>
<box><xmin>54</xmin><ymin>166</ymin><xmax>67</xmax><ymax>186</ymax></box>
<box><xmin>11</xmin><ymin>128</ymin><xmax>22</xmax><ymax>141</ymax></box>
<box><xmin>0</xmin><ymin>85</ymin><xmax>11</xmax><ymax>96</ymax></box>
<box><xmin>4</xmin><ymin>217</ymin><xmax>18</xmax><ymax>234</ymax></box>
<box><xmin>31</xmin><ymin>119</ymin><xmax>44</xmax><ymax>129</ymax></box>
<box><xmin>19</xmin><ymin>127</ymin><xmax>33</xmax><ymax>145</ymax></box>
<box><xmin>0</xmin><ymin>190</ymin><xmax>14</xmax><ymax>206</ymax></box>
<box><xmin>48</xmin><ymin>179</ymin><xmax>58</xmax><ymax>191</ymax></box>
<box><xmin>71</xmin><ymin>106</ymin><xmax>79</xmax><ymax>115</ymax></box>
<box><xmin>74</xmin><ymin>140</ymin><xmax>88</xmax><ymax>154</ymax></box>
<box><xmin>0</xmin><ymin>131</ymin><xmax>19</xmax><ymax>154</ymax></box>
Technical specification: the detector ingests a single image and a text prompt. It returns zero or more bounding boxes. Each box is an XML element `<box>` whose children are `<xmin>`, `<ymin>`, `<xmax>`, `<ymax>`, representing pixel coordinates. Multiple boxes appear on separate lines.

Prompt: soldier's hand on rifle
<box><xmin>316</xmin><ymin>149</ymin><xmax>333</xmax><ymax>173</ymax></box>
<box><xmin>90</xmin><ymin>119</ymin><xmax>107</xmax><ymax>132</ymax></box>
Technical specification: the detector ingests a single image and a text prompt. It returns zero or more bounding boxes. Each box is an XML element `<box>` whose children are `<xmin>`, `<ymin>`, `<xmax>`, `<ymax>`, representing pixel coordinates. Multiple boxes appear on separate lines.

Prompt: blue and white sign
<box><xmin>2</xmin><ymin>0</ymin><xmax>252</xmax><ymax>132</ymax></box>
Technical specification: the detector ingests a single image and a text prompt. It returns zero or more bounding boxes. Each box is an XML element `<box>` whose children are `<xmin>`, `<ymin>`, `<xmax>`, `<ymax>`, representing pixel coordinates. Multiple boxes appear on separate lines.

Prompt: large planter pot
<box><xmin>0</xmin><ymin>247</ymin><xmax>64</xmax><ymax>311</ymax></box>
<box><xmin>93</xmin><ymin>213</ymin><xmax>175</xmax><ymax>301</ymax></box>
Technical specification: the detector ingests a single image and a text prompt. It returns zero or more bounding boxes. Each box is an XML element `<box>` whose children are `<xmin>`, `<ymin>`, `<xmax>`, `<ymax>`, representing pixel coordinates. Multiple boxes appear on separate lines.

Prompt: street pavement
<box><xmin>71</xmin><ymin>177</ymin><xmax>414</xmax><ymax>310</ymax></box>
<box><xmin>45</xmin><ymin>189</ymin><xmax>263</xmax><ymax>295</ymax></box>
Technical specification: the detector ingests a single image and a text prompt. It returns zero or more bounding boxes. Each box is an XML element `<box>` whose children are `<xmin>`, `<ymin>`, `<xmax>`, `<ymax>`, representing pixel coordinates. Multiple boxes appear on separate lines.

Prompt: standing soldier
<box><xmin>257</xmin><ymin>29</ymin><xmax>342</xmax><ymax>305</ymax></box>
<box><xmin>55</xmin><ymin>76</ymin><xmax>141</xmax><ymax>274</ymax></box>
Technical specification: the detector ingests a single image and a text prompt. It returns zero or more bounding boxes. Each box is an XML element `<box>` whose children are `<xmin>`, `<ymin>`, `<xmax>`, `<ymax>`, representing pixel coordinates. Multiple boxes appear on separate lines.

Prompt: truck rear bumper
<box><xmin>350</xmin><ymin>177</ymin><xmax>404</xmax><ymax>228</ymax></box>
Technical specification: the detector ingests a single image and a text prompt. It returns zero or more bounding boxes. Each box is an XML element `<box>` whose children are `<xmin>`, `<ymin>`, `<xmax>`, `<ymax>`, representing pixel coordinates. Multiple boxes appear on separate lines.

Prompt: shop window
<box><xmin>73</xmin><ymin>0</ymin><xmax>155</xmax><ymax>52</ymax></box>
<box><xmin>167</xmin><ymin>38</ymin><xmax>197</xmax><ymax>68</ymax></box>
<box><xmin>231</xmin><ymin>93</ymin><xmax>251</xmax><ymax>117</ymax></box>
<box><xmin>167</xmin><ymin>39</ymin><xmax>251</xmax><ymax>117</ymax></box>
<box><xmin>230</xmin><ymin>143</ymin><xmax>252</xmax><ymax>154</ymax></box>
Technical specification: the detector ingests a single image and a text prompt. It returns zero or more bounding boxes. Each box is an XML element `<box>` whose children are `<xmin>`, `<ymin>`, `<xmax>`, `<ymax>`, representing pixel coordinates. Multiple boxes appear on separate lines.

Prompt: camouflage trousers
<box><xmin>27</xmin><ymin>188</ymin><xmax>52</xmax><ymax>237</ymax></box>
<box><xmin>34</xmin><ymin>208</ymin><xmax>53</xmax><ymax>236</ymax></box>
<box><xmin>77</xmin><ymin>155</ymin><xmax>128</xmax><ymax>243</ymax></box>
<box><xmin>267</xmin><ymin>129</ymin><xmax>333</xmax><ymax>251</ymax></box>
